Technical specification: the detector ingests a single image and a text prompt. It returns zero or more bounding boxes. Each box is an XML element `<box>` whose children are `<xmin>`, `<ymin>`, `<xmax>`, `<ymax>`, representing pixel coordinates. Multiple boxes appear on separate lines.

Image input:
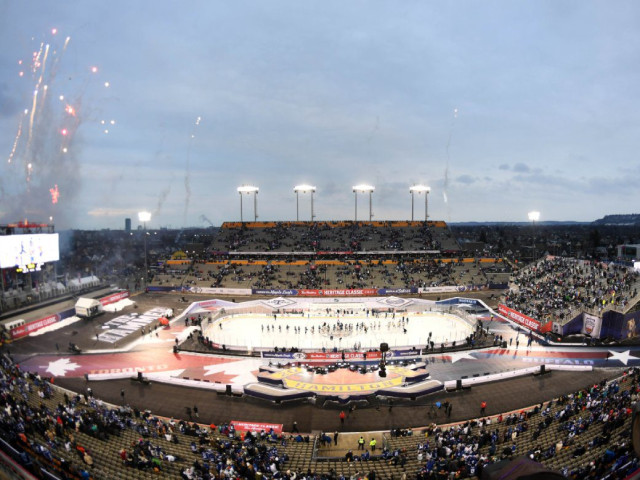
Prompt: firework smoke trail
<box><xmin>28</xmin><ymin>43</ymin><xmax>50</xmax><ymax>152</ymax></box>
<box><xmin>40</xmin><ymin>46</ymin><xmax>51</xmax><ymax>105</ymax></box>
<box><xmin>199</xmin><ymin>214</ymin><xmax>214</xmax><ymax>227</ymax></box>
<box><xmin>1</xmin><ymin>29</ymin><xmax>90</xmax><ymax>228</ymax></box>
<box><xmin>182</xmin><ymin>116</ymin><xmax>201</xmax><ymax>227</ymax></box>
<box><xmin>153</xmin><ymin>185</ymin><xmax>172</xmax><ymax>217</ymax></box>
<box><xmin>7</xmin><ymin>110</ymin><xmax>27</xmax><ymax>164</ymax></box>
<box><xmin>443</xmin><ymin>108</ymin><xmax>458</xmax><ymax>219</ymax></box>
<box><xmin>45</xmin><ymin>36</ymin><xmax>70</xmax><ymax>96</ymax></box>
<box><xmin>26</xmin><ymin>44</ymin><xmax>43</xmax><ymax>149</ymax></box>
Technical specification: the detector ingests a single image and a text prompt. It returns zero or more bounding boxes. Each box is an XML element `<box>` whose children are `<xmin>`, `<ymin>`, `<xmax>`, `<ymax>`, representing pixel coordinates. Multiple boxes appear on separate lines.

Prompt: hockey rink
<box><xmin>203</xmin><ymin>310</ymin><xmax>475</xmax><ymax>350</ymax></box>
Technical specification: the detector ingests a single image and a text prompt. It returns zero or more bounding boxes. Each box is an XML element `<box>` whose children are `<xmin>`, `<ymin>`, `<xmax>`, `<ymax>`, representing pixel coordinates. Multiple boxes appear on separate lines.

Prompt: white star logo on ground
<box><xmin>203</xmin><ymin>359</ymin><xmax>259</xmax><ymax>384</ymax></box>
<box><xmin>45</xmin><ymin>358</ymin><xmax>81</xmax><ymax>376</ymax></box>
<box><xmin>446</xmin><ymin>351</ymin><xmax>477</xmax><ymax>363</ymax></box>
<box><xmin>607</xmin><ymin>350</ymin><xmax>637</xmax><ymax>366</ymax></box>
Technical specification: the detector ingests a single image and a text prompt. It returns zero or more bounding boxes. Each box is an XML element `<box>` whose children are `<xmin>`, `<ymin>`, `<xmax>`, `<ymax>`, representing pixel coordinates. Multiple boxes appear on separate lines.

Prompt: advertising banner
<box><xmin>419</xmin><ymin>286</ymin><xmax>461</xmax><ymax>294</ymax></box>
<box><xmin>261</xmin><ymin>349</ymin><xmax>419</xmax><ymax>361</ymax></box>
<box><xmin>305</xmin><ymin>351</ymin><xmax>382</xmax><ymax>361</ymax></box>
<box><xmin>290</xmin><ymin>289</ymin><xmax>378</xmax><ymax>297</ymax></box>
<box><xmin>252</xmin><ymin>289</ymin><xmax>298</xmax><ymax>296</ymax></box>
<box><xmin>230</xmin><ymin>421</ymin><xmax>283</xmax><ymax>434</ymax></box>
<box><xmin>436</xmin><ymin>297</ymin><xmax>480</xmax><ymax>306</ymax></box>
<box><xmin>297</xmin><ymin>289</ymin><xmax>321</xmax><ymax>296</ymax></box>
<box><xmin>187</xmin><ymin>287</ymin><xmax>252</xmax><ymax>295</ymax></box>
<box><xmin>261</xmin><ymin>352</ymin><xmax>300</xmax><ymax>360</ymax></box>
<box><xmin>582</xmin><ymin>313</ymin><xmax>603</xmax><ymax>339</ymax></box>
<box><xmin>378</xmin><ymin>288</ymin><xmax>418</xmax><ymax>295</ymax></box>
<box><xmin>498</xmin><ymin>304</ymin><xmax>541</xmax><ymax>332</ymax></box>
<box><xmin>99</xmin><ymin>291</ymin><xmax>130</xmax><ymax>306</ymax></box>
<box><xmin>391</xmin><ymin>349</ymin><xmax>422</xmax><ymax>357</ymax></box>
<box><xmin>11</xmin><ymin>314</ymin><xmax>60</xmax><ymax>340</ymax></box>
<box><xmin>321</xmin><ymin>289</ymin><xmax>377</xmax><ymax>296</ymax></box>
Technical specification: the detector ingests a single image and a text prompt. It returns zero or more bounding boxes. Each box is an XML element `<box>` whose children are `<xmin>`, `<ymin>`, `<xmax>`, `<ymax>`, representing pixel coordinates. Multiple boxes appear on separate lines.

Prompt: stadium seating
<box><xmin>1</xmin><ymin>353</ymin><xmax>636</xmax><ymax>479</ymax></box>
<box><xmin>504</xmin><ymin>257</ymin><xmax>640</xmax><ymax>326</ymax></box>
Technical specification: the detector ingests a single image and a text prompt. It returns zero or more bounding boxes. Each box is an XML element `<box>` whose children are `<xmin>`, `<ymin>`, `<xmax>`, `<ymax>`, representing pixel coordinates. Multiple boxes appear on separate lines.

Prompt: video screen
<box><xmin>0</xmin><ymin>234</ymin><xmax>60</xmax><ymax>270</ymax></box>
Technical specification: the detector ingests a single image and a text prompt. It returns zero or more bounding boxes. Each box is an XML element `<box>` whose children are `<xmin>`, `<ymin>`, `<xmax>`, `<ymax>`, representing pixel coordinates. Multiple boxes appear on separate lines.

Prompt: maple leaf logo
<box><xmin>203</xmin><ymin>360</ymin><xmax>258</xmax><ymax>385</ymax></box>
<box><xmin>46</xmin><ymin>358</ymin><xmax>81</xmax><ymax>376</ymax></box>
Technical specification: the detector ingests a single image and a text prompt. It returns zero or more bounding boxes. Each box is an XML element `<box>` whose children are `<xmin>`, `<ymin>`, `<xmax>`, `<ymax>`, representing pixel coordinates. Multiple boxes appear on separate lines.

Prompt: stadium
<box><xmin>0</xmin><ymin>218</ymin><xmax>639</xmax><ymax>480</ymax></box>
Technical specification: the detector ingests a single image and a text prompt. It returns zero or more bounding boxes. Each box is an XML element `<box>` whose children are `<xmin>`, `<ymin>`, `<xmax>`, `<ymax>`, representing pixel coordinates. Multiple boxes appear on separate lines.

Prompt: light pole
<box><xmin>294</xmin><ymin>184</ymin><xmax>316</xmax><ymax>221</ymax></box>
<box><xmin>138</xmin><ymin>211</ymin><xmax>151</xmax><ymax>290</ymax></box>
<box><xmin>238</xmin><ymin>185</ymin><xmax>259</xmax><ymax>222</ymax></box>
<box><xmin>528</xmin><ymin>211</ymin><xmax>540</xmax><ymax>261</ymax></box>
<box><xmin>410</xmin><ymin>185</ymin><xmax>431</xmax><ymax>222</ymax></box>
<box><xmin>353</xmin><ymin>184</ymin><xmax>375</xmax><ymax>221</ymax></box>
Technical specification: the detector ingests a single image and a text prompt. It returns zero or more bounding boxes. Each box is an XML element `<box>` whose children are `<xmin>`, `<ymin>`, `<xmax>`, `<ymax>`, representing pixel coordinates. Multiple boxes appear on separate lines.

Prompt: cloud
<box><xmin>87</xmin><ymin>207</ymin><xmax>140</xmax><ymax>217</ymax></box>
<box><xmin>498</xmin><ymin>164</ymin><xmax>510</xmax><ymax>170</ymax></box>
<box><xmin>456</xmin><ymin>174</ymin><xmax>476</xmax><ymax>185</ymax></box>
<box><xmin>513</xmin><ymin>163</ymin><xmax>530</xmax><ymax>173</ymax></box>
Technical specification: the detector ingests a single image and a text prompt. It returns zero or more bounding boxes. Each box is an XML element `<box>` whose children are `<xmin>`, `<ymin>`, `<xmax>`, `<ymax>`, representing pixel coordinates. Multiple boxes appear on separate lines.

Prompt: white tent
<box><xmin>75</xmin><ymin>297</ymin><xmax>102</xmax><ymax>318</ymax></box>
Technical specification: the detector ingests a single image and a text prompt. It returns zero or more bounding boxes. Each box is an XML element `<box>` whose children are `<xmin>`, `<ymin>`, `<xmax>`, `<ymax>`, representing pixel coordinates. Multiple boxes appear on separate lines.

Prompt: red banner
<box><xmin>298</xmin><ymin>289</ymin><xmax>377</xmax><ymax>297</ymax></box>
<box><xmin>498</xmin><ymin>304</ymin><xmax>541</xmax><ymax>332</ymax></box>
<box><xmin>298</xmin><ymin>289</ymin><xmax>321</xmax><ymax>296</ymax></box>
<box><xmin>540</xmin><ymin>320</ymin><xmax>553</xmax><ymax>334</ymax></box>
<box><xmin>305</xmin><ymin>351</ymin><xmax>382</xmax><ymax>361</ymax></box>
<box><xmin>11</xmin><ymin>314</ymin><xmax>59</xmax><ymax>340</ymax></box>
<box><xmin>99</xmin><ymin>290</ymin><xmax>130</xmax><ymax>306</ymax></box>
<box><xmin>230</xmin><ymin>421</ymin><xmax>283</xmax><ymax>434</ymax></box>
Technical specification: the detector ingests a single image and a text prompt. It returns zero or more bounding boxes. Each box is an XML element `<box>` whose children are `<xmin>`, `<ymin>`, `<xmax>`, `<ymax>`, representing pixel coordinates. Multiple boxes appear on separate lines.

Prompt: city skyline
<box><xmin>1</xmin><ymin>1</ymin><xmax>639</xmax><ymax>230</ymax></box>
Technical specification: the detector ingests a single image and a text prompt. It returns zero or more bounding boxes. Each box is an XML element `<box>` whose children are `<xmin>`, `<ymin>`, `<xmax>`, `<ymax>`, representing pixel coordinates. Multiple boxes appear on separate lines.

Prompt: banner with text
<box><xmin>186</xmin><ymin>287</ymin><xmax>252</xmax><ymax>296</ymax></box>
<box><xmin>436</xmin><ymin>297</ymin><xmax>480</xmax><ymax>306</ymax></box>
<box><xmin>261</xmin><ymin>349</ymin><xmax>420</xmax><ymax>361</ymax></box>
<box><xmin>11</xmin><ymin>314</ymin><xmax>60</xmax><ymax>340</ymax></box>
<box><xmin>297</xmin><ymin>288</ymin><xmax>378</xmax><ymax>297</ymax></box>
<box><xmin>498</xmin><ymin>304</ymin><xmax>541</xmax><ymax>332</ymax></box>
<box><xmin>253</xmin><ymin>289</ymin><xmax>299</xmax><ymax>296</ymax></box>
<box><xmin>99</xmin><ymin>290</ymin><xmax>130</xmax><ymax>306</ymax></box>
<box><xmin>582</xmin><ymin>313</ymin><xmax>603</xmax><ymax>339</ymax></box>
<box><xmin>230</xmin><ymin>421</ymin><xmax>283</xmax><ymax>434</ymax></box>
<box><xmin>378</xmin><ymin>288</ymin><xmax>418</xmax><ymax>295</ymax></box>
<box><xmin>419</xmin><ymin>286</ymin><xmax>463</xmax><ymax>294</ymax></box>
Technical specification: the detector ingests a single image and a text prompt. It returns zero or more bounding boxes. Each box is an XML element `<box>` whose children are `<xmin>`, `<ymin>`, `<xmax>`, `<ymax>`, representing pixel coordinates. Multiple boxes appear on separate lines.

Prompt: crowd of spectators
<box><xmin>0</xmin><ymin>352</ymin><xmax>313</xmax><ymax>479</ymax></box>
<box><xmin>390</xmin><ymin>369</ymin><xmax>639</xmax><ymax>479</ymax></box>
<box><xmin>210</xmin><ymin>222</ymin><xmax>454</xmax><ymax>254</ymax></box>
<box><xmin>152</xmin><ymin>258</ymin><xmax>503</xmax><ymax>293</ymax></box>
<box><xmin>0</xmin><ymin>345</ymin><xmax>638</xmax><ymax>479</ymax></box>
<box><xmin>504</xmin><ymin>257</ymin><xmax>640</xmax><ymax>324</ymax></box>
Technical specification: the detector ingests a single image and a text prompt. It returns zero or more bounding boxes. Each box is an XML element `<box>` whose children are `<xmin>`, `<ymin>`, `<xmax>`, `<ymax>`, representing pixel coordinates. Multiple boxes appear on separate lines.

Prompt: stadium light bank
<box><xmin>528</xmin><ymin>211</ymin><xmax>540</xmax><ymax>261</ymax></box>
<box><xmin>409</xmin><ymin>184</ymin><xmax>431</xmax><ymax>222</ymax></box>
<box><xmin>238</xmin><ymin>185</ymin><xmax>259</xmax><ymax>222</ymax></box>
<box><xmin>294</xmin><ymin>184</ymin><xmax>316</xmax><ymax>222</ymax></box>
<box><xmin>353</xmin><ymin>184</ymin><xmax>375</xmax><ymax>222</ymax></box>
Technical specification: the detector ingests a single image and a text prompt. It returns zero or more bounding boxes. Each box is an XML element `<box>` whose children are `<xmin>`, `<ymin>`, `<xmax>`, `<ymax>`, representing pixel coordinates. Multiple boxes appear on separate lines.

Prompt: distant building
<box><xmin>125</xmin><ymin>218</ymin><xmax>131</xmax><ymax>233</ymax></box>
<box><xmin>617</xmin><ymin>244</ymin><xmax>640</xmax><ymax>261</ymax></box>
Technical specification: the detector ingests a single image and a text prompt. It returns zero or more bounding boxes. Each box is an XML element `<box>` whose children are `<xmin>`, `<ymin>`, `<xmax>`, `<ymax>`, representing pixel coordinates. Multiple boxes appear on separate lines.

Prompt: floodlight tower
<box><xmin>238</xmin><ymin>185</ymin><xmax>259</xmax><ymax>222</ymax></box>
<box><xmin>410</xmin><ymin>184</ymin><xmax>431</xmax><ymax>222</ymax></box>
<box><xmin>353</xmin><ymin>184</ymin><xmax>375</xmax><ymax>221</ymax></box>
<box><xmin>294</xmin><ymin>184</ymin><xmax>316</xmax><ymax>221</ymax></box>
<box><xmin>528</xmin><ymin>211</ymin><xmax>540</xmax><ymax>261</ymax></box>
<box><xmin>138</xmin><ymin>211</ymin><xmax>151</xmax><ymax>290</ymax></box>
